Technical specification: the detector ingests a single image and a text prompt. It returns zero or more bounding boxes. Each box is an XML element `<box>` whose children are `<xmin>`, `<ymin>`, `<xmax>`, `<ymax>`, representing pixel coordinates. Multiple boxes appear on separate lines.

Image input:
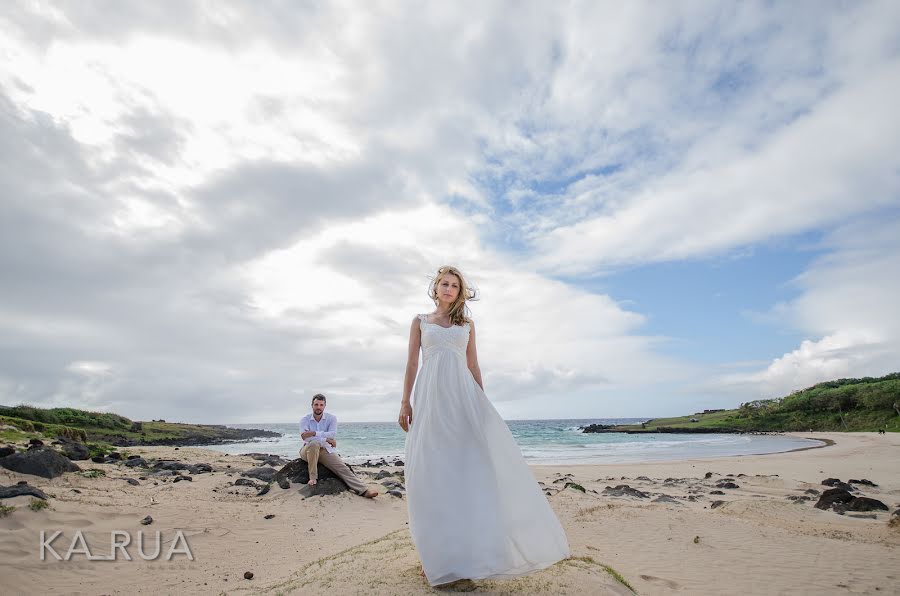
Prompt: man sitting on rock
<box><xmin>300</xmin><ymin>393</ymin><xmax>377</xmax><ymax>498</ymax></box>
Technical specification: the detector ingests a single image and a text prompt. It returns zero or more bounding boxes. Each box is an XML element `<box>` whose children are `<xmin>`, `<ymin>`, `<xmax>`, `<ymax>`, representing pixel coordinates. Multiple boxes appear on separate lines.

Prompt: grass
<box><xmin>0</xmin><ymin>504</ymin><xmax>15</xmax><ymax>517</ymax></box>
<box><xmin>565</xmin><ymin>556</ymin><xmax>635</xmax><ymax>593</ymax></box>
<box><xmin>78</xmin><ymin>469</ymin><xmax>106</xmax><ymax>478</ymax></box>
<box><xmin>28</xmin><ymin>498</ymin><xmax>49</xmax><ymax>511</ymax></box>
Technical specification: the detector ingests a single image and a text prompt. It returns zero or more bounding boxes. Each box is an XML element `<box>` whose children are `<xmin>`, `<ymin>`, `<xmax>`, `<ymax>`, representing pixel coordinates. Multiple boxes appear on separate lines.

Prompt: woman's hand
<box><xmin>398</xmin><ymin>402</ymin><xmax>413</xmax><ymax>432</ymax></box>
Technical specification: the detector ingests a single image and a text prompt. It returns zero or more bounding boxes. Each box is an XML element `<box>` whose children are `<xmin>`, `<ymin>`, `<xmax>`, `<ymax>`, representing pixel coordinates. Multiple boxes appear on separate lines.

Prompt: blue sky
<box><xmin>0</xmin><ymin>1</ymin><xmax>898</xmax><ymax>422</ymax></box>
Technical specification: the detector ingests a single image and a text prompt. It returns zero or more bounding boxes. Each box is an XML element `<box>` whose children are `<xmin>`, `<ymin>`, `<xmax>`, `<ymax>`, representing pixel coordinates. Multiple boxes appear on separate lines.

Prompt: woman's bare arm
<box><xmin>399</xmin><ymin>316</ymin><xmax>421</xmax><ymax>431</ymax></box>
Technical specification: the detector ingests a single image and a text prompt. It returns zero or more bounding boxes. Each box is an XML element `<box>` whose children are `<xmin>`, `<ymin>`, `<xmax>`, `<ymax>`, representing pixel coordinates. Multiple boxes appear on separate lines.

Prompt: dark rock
<box><xmin>565</xmin><ymin>482</ymin><xmax>586</xmax><ymax>493</ymax></box>
<box><xmin>188</xmin><ymin>463</ymin><xmax>213</xmax><ymax>474</ymax></box>
<box><xmin>244</xmin><ymin>571</ymin><xmax>253</xmax><ymax>580</ymax></box>
<box><xmin>141</xmin><ymin>515</ymin><xmax>153</xmax><ymax>525</ymax></box>
<box><xmin>124</xmin><ymin>458</ymin><xmax>149</xmax><ymax>468</ymax></box>
<box><xmin>653</xmin><ymin>495</ymin><xmax>681</xmax><ymax>504</ymax></box>
<box><xmin>256</xmin><ymin>484</ymin><xmax>270</xmax><ymax>496</ymax></box>
<box><xmin>804</xmin><ymin>488</ymin><xmax>821</xmax><ymax>495</ymax></box>
<box><xmin>0</xmin><ymin>484</ymin><xmax>49</xmax><ymax>499</ymax></box>
<box><xmin>241</xmin><ymin>467</ymin><xmax>277</xmax><ymax>482</ymax></box>
<box><xmin>849</xmin><ymin>479</ymin><xmax>878</xmax><ymax>487</ymax></box>
<box><xmin>374</xmin><ymin>470</ymin><xmax>393</xmax><ymax>480</ymax></box>
<box><xmin>841</xmin><ymin>497</ymin><xmax>888</xmax><ymax>512</ymax></box>
<box><xmin>272</xmin><ymin>459</ymin><xmax>352</xmax><ymax>495</ymax></box>
<box><xmin>710</xmin><ymin>500</ymin><xmax>726</xmax><ymax>509</ymax></box>
<box><xmin>787</xmin><ymin>495</ymin><xmax>811</xmax><ymax>501</ymax></box>
<box><xmin>602</xmin><ymin>485</ymin><xmax>649</xmax><ymax>499</ymax></box>
<box><xmin>28</xmin><ymin>438</ymin><xmax>44</xmax><ymax>447</ymax></box>
<box><xmin>153</xmin><ymin>460</ymin><xmax>191</xmax><ymax>471</ymax></box>
<box><xmin>815</xmin><ymin>488</ymin><xmax>854</xmax><ymax>510</ymax></box>
<box><xmin>704</xmin><ymin>472</ymin><xmax>713</xmax><ymax>479</ymax></box>
<box><xmin>636</xmin><ymin>476</ymin><xmax>652</xmax><ymax>482</ymax></box>
<box><xmin>123</xmin><ymin>478</ymin><xmax>140</xmax><ymax>486</ymax></box>
<box><xmin>264</xmin><ymin>514</ymin><xmax>275</xmax><ymax>519</ymax></box>
<box><xmin>0</xmin><ymin>446</ymin><xmax>81</xmax><ymax>478</ymax></box>
<box><xmin>298</xmin><ymin>478</ymin><xmax>348</xmax><ymax>497</ymax></box>
<box><xmin>234</xmin><ymin>478</ymin><xmax>263</xmax><ymax>489</ymax></box>
<box><xmin>710</xmin><ymin>490</ymin><xmax>725</xmax><ymax>495</ymax></box>
<box><xmin>0</xmin><ymin>446</ymin><xmax>15</xmax><ymax>458</ymax></box>
<box><xmin>277</xmin><ymin>477</ymin><xmax>290</xmax><ymax>490</ymax></box>
<box><xmin>127</xmin><ymin>455</ymin><xmax>142</xmax><ymax>460</ymax></box>
<box><xmin>172</xmin><ymin>475</ymin><xmax>192</xmax><ymax>483</ymax></box>
<box><xmin>395</xmin><ymin>460</ymin><xmax>404</xmax><ymax>466</ymax></box>
<box><xmin>91</xmin><ymin>456</ymin><xmax>105</xmax><ymax>463</ymax></box>
<box><xmin>107</xmin><ymin>451</ymin><xmax>122</xmax><ymax>461</ymax></box>
<box><xmin>57</xmin><ymin>439</ymin><xmax>90</xmax><ymax>461</ymax></box>
<box><xmin>387</xmin><ymin>489</ymin><xmax>403</xmax><ymax>498</ymax></box>
<box><xmin>716</xmin><ymin>482</ymin><xmax>740</xmax><ymax>489</ymax></box>
<box><xmin>822</xmin><ymin>478</ymin><xmax>854</xmax><ymax>491</ymax></box>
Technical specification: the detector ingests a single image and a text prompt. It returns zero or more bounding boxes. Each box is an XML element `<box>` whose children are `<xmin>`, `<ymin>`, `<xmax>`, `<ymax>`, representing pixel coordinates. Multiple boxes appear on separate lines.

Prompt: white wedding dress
<box><xmin>404</xmin><ymin>314</ymin><xmax>570</xmax><ymax>586</ymax></box>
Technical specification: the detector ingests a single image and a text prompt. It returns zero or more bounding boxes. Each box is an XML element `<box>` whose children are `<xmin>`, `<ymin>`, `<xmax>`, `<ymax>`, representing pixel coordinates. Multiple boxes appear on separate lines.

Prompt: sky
<box><xmin>1</xmin><ymin>1</ymin><xmax>899</xmax><ymax>424</ymax></box>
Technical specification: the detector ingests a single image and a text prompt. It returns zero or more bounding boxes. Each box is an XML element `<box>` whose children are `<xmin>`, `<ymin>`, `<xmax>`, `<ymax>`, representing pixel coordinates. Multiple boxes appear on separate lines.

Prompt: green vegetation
<box><xmin>28</xmin><ymin>498</ymin><xmax>49</xmax><ymax>511</ymax></box>
<box><xmin>0</xmin><ymin>405</ymin><xmax>276</xmax><ymax>446</ymax></box>
<box><xmin>615</xmin><ymin>373</ymin><xmax>900</xmax><ymax>433</ymax></box>
<box><xmin>0</xmin><ymin>504</ymin><xmax>15</xmax><ymax>517</ymax></box>
<box><xmin>77</xmin><ymin>469</ymin><xmax>106</xmax><ymax>478</ymax></box>
<box><xmin>566</xmin><ymin>556</ymin><xmax>635</xmax><ymax>593</ymax></box>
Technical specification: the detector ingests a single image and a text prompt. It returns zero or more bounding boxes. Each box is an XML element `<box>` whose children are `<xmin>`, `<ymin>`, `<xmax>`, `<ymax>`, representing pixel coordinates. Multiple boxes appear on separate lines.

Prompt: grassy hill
<box><xmin>603</xmin><ymin>373</ymin><xmax>900</xmax><ymax>433</ymax></box>
<box><xmin>0</xmin><ymin>405</ymin><xmax>279</xmax><ymax>447</ymax></box>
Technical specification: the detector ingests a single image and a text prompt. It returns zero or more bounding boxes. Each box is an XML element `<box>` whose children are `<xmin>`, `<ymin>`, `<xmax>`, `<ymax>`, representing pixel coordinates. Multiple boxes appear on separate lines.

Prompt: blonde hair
<box><xmin>428</xmin><ymin>265</ymin><xmax>478</xmax><ymax>326</ymax></box>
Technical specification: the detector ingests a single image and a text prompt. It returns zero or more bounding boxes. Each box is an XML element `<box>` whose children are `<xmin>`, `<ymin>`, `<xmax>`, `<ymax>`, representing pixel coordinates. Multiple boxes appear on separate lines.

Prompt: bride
<box><xmin>398</xmin><ymin>265</ymin><xmax>570</xmax><ymax>586</ymax></box>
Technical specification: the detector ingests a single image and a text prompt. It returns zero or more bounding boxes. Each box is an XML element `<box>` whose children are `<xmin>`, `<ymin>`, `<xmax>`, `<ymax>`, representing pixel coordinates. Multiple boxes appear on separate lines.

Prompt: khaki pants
<box><xmin>299</xmin><ymin>442</ymin><xmax>369</xmax><ymax>495</ymax></box>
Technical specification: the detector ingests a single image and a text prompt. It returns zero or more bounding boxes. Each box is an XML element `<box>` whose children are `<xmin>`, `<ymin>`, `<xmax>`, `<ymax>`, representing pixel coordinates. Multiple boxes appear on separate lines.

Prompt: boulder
<box><xmin>124</xmin><ymin>458</ymin><xmax>149</xmax><ymax>468</ymax></box>
<box><xmin>840</xmin><ymin>497</ymin><xmax>888</xmax><ymax>513</ymax></box>
<box><xmin>0</xmin><ymin>483</ymin><xmax>49</xmax><ymax>499</ymax></box>
<box><xmin>602</xmin><ymin>485</ymin><xmax>649</xmax><ymax>499</ymax></box>
<box><xmin>848</xmin><ymin>479</ymin><xmax>878</xmax><ymax>487</ymax></box>
<box><xmin>241</xmin><ymin>466</ymin><xmax>277</xmax><ymax>482</ymax></box>
<box><xmin>188</xmin><ymin>463</ymin><xmax>213</xmax><ymax>474</ymax></box>
<box><xmin>274</xmin><ymin>459</ymin><xmax>353</xmax><ymax>496</ymax></box>
<box><xmin>56</xmin><ymin>439</ymin><xmax>90</xmax><ymax>461</ymax></box>
<box><xmin>716</xmin><ymin>482</ymin><xmax>740</xmax><ymax>489</ymax></box>
<box><xmin>0</xmin><ymin>446</ymin><xmax>81</xmax><ymax>478</ymax></box>
<box><xmin>153</xmin><ymin>460</ymin><xmax>191</xmax><ymax>471</ymax></box>
<box><xmin>822</xmin><ymin>478</ymin><xmax>854</xmax><ymax>491</ymax></box>
<box><xmin>815</xmin><ymin>488</ymin><xmax>854</xmax><ymax>510</ymax></box>
<box><xmin>0</xmin><ymin>446</ymin><xmax>15</xmax><ymax>458</ymax></box>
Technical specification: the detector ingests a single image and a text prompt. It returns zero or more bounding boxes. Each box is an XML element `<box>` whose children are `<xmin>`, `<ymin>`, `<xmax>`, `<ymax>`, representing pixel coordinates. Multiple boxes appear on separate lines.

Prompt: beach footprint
<box><xmin>640</xmin><ymin>574</ymin><xmax>680</xmax><ymax>590</ymax></box>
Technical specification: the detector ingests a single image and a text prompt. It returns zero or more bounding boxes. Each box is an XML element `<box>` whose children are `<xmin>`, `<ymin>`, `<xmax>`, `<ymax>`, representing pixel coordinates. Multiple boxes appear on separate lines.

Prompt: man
<box><xmin>299</xmin><ymin>393</ymin><xmax>378</xmax><ymax>498</ymax></box>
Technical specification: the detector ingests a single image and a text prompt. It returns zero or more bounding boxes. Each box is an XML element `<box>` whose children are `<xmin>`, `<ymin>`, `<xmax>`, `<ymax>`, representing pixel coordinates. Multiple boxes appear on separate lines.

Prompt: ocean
<box><xmin>205</xmin><ymin>419</ymin><xmax>823</xmax><ymax>465</ymax></box>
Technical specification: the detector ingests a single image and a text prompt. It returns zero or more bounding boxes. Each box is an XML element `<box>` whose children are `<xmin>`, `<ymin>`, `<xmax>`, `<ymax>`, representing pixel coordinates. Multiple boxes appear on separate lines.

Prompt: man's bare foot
<box><xmin>307</xmin><ymin>478</ymin><xmax>317</xmax><ymax>486</ymax></box>
<box><xmin>362</xmin><ymin>489</ymin><xmax>378</xmax><ymax>498</ymax></box>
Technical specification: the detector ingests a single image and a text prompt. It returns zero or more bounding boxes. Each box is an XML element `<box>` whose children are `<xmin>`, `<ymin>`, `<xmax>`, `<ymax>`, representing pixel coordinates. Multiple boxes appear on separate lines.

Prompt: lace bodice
<box><xmin>419</xmin><ymin>314</ymin><xmax>470</xmax><ymax>360</ymax></box>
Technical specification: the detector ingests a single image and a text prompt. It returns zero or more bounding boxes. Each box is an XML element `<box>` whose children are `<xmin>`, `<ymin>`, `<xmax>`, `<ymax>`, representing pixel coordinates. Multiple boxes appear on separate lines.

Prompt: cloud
<box><xmin>710</xmin><ymin>214</ymin><xmax>900</xmax><ymax>400</ymax></box>
<box><xmin>0</xmin><ymin>1</ymin><xmax>897</xmax><ymax>423</ymax></box>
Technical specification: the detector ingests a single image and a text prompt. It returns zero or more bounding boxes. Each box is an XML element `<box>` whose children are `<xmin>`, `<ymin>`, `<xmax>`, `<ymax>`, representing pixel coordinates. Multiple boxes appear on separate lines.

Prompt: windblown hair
<box><xmin>428</xmin><ymin>265</ymin><xmax>478</xmax><ymax>326</ymax></box>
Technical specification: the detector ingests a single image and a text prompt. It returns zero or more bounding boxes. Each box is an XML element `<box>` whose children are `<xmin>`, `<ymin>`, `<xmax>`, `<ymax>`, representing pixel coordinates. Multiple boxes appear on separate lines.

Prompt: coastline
<box><xmin>2</xmin><ymin>432</ymin><xmax>897</xmax><ymax>595</ymax></box>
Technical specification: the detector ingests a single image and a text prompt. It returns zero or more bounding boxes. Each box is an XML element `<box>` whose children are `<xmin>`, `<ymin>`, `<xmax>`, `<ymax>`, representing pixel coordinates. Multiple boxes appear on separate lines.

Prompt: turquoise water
<box><xmin>206</xmin><ymin>419</ymin><xmax>823</xmax><ymax>465</ymax></box>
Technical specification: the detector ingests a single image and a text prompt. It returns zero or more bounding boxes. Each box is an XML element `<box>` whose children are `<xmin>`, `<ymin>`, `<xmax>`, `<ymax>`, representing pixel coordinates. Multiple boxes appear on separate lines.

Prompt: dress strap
<box><xmin>418</xmin><ymin>313</ymin><xmax>427</xmax><ymax>332</ymax></box>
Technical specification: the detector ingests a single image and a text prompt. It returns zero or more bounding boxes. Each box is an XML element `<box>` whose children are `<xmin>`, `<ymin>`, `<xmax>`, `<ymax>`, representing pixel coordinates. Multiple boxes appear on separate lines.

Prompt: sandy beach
<box><xmin>1</xmin><ymin>432</ymin><xmax>898</xmax><ymax>595</ymax></box>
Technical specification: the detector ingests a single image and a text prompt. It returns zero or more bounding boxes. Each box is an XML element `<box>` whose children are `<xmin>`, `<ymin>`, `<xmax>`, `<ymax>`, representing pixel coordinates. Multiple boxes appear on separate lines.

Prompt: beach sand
<box><xmin>1</xmin><ymin>432</ymin><xmax>898</xmax><ymax>595</ymax></box>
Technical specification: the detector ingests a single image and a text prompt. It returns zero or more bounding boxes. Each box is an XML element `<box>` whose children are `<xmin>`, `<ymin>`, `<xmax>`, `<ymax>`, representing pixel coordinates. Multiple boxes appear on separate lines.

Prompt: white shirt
<box><xmin>300</xmin><ymin>412</ymin><xmax>337</xmax><ymax>454</ymax></box>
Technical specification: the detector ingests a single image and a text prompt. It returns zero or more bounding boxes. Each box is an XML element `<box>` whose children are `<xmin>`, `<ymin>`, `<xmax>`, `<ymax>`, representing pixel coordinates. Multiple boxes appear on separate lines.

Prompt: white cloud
<box><xmin>1</xmin><ymin>2</ymin><xmax>898</xmax><ymax>423</ymax></box>
<box><xmin>710</xmin><ymin>215</ymin><xmax>900</xmax><ymax>400</ymax></box>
